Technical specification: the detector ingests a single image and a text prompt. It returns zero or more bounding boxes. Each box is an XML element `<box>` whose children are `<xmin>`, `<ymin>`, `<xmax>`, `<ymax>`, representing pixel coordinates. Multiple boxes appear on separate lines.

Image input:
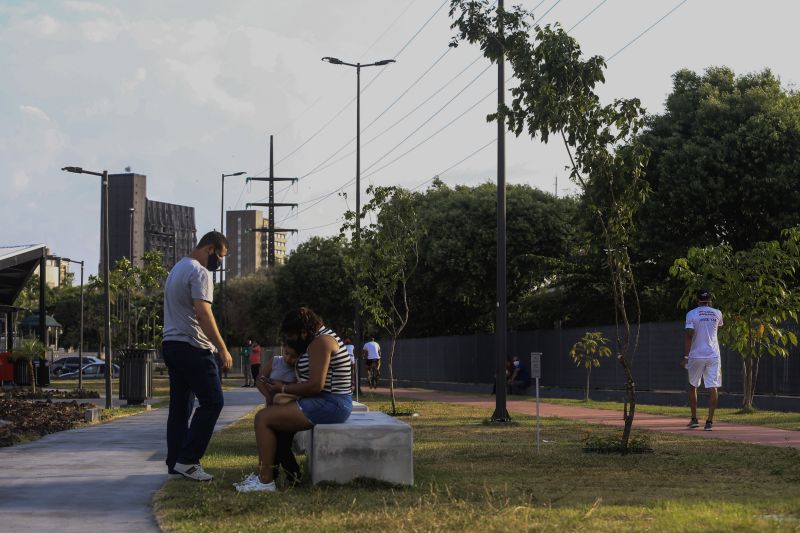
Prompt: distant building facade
<box><xmin>106</xmin><ymin>173</ymin><xmax>196</xmax><ymax>272</ymax></box>
<box><xmin>225</xmin><ymin>210</ymin><xmax>286</xmax><ymax>279</ymax></box>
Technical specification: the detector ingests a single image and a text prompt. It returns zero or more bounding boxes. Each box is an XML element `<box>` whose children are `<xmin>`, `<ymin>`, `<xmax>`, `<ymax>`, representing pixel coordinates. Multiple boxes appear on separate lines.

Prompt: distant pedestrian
<box><xmin>682</xmin><ymin>288</ymin><xmax>724</xmax><ymax>431</ymax></box>
<box><xmin>507</xmin><ymin>356</ymin><xmax>531</xmax><ymax>395</ymax></box>
<box><xmin>241</xmin><ymin>340</ymin><xmax>253</xmax><ymax>387</ymax></box>
<box><xmin>162</xmin><ymin>231</ymin><xmax>233</xmax><ymax>481</ymax></box>
<box><xmin>343</xmin><ymin>337</ymin><xmax>356</xmax><ymax>392</ymax></box>
<box><xmin>363</xmin><ymin>336</ymin><xmax>381</xmax><ymax>388</ymax></box>
<box><xmin>249</xmin><ymin>341</ymin><xmax>262</xmax><ymax>387</ymax></box>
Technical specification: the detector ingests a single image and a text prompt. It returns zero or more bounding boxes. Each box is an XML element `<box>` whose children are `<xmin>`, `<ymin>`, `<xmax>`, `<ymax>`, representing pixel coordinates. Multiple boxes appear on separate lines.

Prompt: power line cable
<box><xmin>362</xmin><ymin>82</ymin><xmax>497</xmax><ymax>179</ymax></box>
<box><xmin>271</xmin><ymin>0</ymin><xmax>421</xmax><ymax>139</ymax></box>
<box><xmin>279</xmin><ymin>0</ymin><xmax>626</xmax><ymax>224</ymax></box>
<box><xmin>293</xmin><ymin>47</ymin><xmax>460</xmax><ymax>183</ymax></box>
<box><xmin>282</xmin><ymin>82</ymin><xmax>499</xmax><ymax>223</ymax></box>
<box><xmin>607</xmin><ymin>0</ymin><xmax>689</xmax><ymax>61</ymax></box>
<box><xmin>269</xmin><ymin>0</ymin><xmax>450</xmax><ymax>172</ymax></box>
<box><xmin>299</xmin><ymin>57</ymin><xmax>491</xmax><ymax>184</ymax></box>
<box><xmin>567</xmin><ymin>0</ymin><xmax>609</xmax><ymax>32</ymax></box>
<box><xmin>360</xmin><ymin>63</ymin><xmax>494</xmax><ymax>175</ymax></box>
<box><xmin>293</xmin><ymin>138</ymin><xmax>497</xmax><ymax>230</ymax></box>
<box><xmin>537</xmin><ymin>0</ymin><xmax>563</xmax><ymax>22</ymax></box>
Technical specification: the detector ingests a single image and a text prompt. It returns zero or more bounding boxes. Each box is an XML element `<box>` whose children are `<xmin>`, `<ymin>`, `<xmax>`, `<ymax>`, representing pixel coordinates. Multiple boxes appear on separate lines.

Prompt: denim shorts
<box><xmin>298</xmin><ymin>392</ymin><xmax>352</xmax><ymax>425</ymax></box>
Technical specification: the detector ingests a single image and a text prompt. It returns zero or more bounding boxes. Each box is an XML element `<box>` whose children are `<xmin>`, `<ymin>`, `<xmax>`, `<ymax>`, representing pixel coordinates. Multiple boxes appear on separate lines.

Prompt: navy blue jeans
<box><xmin>163</xmin><ymin>341</ymin><xmax>224</xmax><ymax>469</ymax></box>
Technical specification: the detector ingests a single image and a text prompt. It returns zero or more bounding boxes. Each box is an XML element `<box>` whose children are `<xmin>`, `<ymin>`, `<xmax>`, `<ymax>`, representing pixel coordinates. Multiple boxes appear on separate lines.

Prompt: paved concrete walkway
<box><xmin>380</xmin><ymin>387</ymin><xmax>800</xmax><ymax>448</ymax></box>
<box><xmin>0</xmin><ymin>387</ymin><xmax>264</xmax><ymax>533</ymax></box>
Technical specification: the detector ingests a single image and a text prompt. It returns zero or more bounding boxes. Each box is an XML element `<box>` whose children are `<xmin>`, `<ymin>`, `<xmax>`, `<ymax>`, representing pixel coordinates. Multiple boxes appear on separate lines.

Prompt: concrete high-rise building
<box><xmin>106</xmin><ymin>173</ymin><xmax>196</xmax><ymax>272</ymax></box>
<box><xmin>225</xmin><ymin>210</ymin><xmax>286</xmax><ymax>278</ymax></box>
<box><xmin>105</xmin><ymin>173</ymin><xmax>146</xmax><ymax>272</ymax></box>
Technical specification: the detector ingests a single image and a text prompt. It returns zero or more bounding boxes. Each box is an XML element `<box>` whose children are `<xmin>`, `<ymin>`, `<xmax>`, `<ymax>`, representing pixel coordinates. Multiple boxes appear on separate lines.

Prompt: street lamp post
<box><xmin>128</xmin><ymin>207</ymin><xmax>135</xmax><ymax>347</ymax></box>
<box><xmin>322</xmin><ymin>56</ymin><xmax>395</xmax><ymax>389</ymax></box>
<box><xmin>57</xmin><ymin>257</ymin><xmax>85</xmax><ymax>391</ymax></box>
<box><xmin>220</xmin><ymin>171</ymin><xmax>246</xmax><ymax>352</ymax></box>
<box><xmin>61</xmin><ymin>166</ymin><xmax>113</xmax><ymax>409</ymax></box>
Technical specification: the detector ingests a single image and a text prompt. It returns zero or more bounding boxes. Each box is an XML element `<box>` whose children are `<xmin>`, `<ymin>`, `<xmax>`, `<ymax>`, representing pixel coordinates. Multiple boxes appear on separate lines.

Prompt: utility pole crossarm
<box><xmin>247</xmin><ymin>227</ymin><xmax>298</xmax><ymax>234</ymax></box>
<box><xmin>246</xmin><ymin>177</ymin><xmax>297</xmax><ymax>183</ymax></box>
<box><xmin>246</xmin><ymin>202</ymin><xmax>298</xmax><ymax>208</ymax></box>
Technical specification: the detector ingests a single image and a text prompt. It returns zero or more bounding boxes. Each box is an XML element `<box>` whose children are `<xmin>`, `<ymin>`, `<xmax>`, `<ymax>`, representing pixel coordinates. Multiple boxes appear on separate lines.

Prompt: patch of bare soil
<box><xmin>0</xmin><ymin>399</ymin><xmax>96</xmax><ymax>446</ymax></box>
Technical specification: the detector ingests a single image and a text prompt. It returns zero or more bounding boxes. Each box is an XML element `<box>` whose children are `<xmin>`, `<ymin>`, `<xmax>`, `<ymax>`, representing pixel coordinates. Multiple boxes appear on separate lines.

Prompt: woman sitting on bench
<box><xmin>234</xmin><ymin>307</ymin><xmax>352</xmax><ymax>493</ymax></box>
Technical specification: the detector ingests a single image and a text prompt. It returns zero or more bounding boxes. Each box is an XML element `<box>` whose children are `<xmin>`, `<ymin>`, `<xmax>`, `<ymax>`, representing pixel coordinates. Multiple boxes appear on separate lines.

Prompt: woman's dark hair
<box><xmin>280</xmin><ymin>307</ymin><xmax>323</xmax><ymax>341</ymax></box>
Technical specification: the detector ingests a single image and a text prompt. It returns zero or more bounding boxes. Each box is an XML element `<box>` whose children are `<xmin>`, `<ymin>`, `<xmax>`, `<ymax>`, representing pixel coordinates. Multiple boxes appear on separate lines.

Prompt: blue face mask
<box><xmin>206</xmin><ymin>251</ymin><xmax>221</xmax><ymax>272</ymax></box>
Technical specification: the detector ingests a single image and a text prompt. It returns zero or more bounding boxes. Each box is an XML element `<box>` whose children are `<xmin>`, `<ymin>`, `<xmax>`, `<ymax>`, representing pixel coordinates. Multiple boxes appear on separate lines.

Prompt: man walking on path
<box><xmin>162</xmin><ymin>231</ymin><xmax>233</xmax><ymax>481</ymax></box>
<box><xmin>682</xmin><ymin>288</ymin><xmax>723</xmax><ymax>431</ymax></box>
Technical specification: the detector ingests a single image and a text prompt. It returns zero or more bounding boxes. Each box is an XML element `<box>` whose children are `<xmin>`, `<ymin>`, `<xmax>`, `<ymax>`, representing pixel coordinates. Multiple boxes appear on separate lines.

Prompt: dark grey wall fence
<box><xmin>385</xmin><ymin>321</ymin><xmax>800</xmax><ymax>396</ymax></box>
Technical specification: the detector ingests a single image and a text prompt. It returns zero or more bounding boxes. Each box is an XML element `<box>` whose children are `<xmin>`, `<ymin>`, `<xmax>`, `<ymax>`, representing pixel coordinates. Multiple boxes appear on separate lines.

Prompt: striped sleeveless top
<box><xmin>295</xmin><ymin>326</ymin><xmax>352</xmax><ymax>395</ymax></box>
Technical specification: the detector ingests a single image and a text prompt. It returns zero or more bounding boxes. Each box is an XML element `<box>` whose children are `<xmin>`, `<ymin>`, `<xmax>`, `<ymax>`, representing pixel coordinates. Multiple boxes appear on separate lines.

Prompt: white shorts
<box><xmin>687</xmin><ymin>358</ymin><xmax>721</xmax><ymax>388</ymax></box>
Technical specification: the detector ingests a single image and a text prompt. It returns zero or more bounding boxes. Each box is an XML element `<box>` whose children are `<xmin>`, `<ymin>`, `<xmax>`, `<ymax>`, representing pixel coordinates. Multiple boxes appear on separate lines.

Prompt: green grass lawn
<box><xmin>534</xmin><ymin>397</ymin><xmax>800</xmax><ymax>431</ymax></box>
<box><xmin>153</xmin><ymin>397</ymin><xmax>800</xmax><ymax>532</ymax></box>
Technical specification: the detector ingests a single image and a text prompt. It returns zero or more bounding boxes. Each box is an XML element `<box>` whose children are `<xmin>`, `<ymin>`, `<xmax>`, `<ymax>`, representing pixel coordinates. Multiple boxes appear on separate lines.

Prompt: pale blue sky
<box><xmin>2</xmin><ymin>0</ymin><xmax>798</xmax><ymax>277</ymax></box>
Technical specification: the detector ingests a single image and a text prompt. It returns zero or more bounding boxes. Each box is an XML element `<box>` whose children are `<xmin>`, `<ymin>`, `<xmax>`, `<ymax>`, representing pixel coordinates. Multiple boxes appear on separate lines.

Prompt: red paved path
<box><xmin>371</xmin><ymin>387</ymin><xmax>800</xmax><ymax>449</ymax></box>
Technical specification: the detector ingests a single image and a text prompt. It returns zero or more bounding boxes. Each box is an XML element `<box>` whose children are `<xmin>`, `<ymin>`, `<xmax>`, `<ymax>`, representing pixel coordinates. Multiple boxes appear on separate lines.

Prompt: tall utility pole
<box><xmin>492</xmin><ymin>0</ymin><xmax>511</xmax><ymax>422</ymax></box>
<box><xmin>246</xmin><ymin>135</ymin><xmax>297</xmax><ymax>267</ymax></box>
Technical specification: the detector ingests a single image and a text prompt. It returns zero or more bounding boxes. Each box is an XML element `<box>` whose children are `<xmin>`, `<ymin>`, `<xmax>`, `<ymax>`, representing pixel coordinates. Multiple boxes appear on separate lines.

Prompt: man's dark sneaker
<box><xmin>687</xmin><ymin>418</ymin><xmax>699</xmax><ymax>429</ymax></box>
<box><xmin>704</xmin><ymin>420</ymin><xmax>713</xmax><ymax>431</ymax></box>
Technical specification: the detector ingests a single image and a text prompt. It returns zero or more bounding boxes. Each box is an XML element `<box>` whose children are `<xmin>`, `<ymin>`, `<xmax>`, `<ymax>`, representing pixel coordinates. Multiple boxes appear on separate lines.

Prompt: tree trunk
<box><xmin>389</xmin><ymin>337</ymin><xmax>397</xmax><ymax>415</ymax></box>
<box><xmin>742</xmin><ymin>357</ymin><xmax>760</xmax><ymax>411</ymax></box>
<box><xmin>28</xmin><ymin>361</ymin><xmax>36</xmax><ymax>394</ymax></box>
<box><xmin>618</xmin><ymin>354</ymin><xmax>636</xmax><ymax>451</ymax></box>
<box><xmin>585</xmin><ymin>365</ymin><xmax>591</xmax><ymax>401</ymax></box>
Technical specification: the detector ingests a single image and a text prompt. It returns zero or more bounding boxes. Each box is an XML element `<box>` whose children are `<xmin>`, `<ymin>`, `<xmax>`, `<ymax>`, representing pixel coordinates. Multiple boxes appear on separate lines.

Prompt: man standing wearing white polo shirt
<box><xmin>682</xmin><ymin>288</ymin><xmax>724</xmax><ymax>431</ymax></box>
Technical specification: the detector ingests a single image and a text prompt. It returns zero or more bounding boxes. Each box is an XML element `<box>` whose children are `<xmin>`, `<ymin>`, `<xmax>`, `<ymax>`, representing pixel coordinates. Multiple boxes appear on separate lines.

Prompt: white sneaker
<box><xmin>234</xmin><ymin>475</ymin><xmax>277</xmax><ymax>493</ymax></box>
<box><xmin>173</xmin><ymin>462</ymin><xmax>214</xmax><ymax>482</ymax></box>
<box><xmin>233</xmin><ymin>472</ymin><xmax>258</xmax><ymax>488</ymax></box>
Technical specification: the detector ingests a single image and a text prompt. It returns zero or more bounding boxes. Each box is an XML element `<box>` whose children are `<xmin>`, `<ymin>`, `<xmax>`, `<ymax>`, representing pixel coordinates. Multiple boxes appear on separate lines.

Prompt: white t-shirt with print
<box><xmin>685</xmin><ymin>306</ymin><xmax>724</xmax><ymax>359</ymax></box>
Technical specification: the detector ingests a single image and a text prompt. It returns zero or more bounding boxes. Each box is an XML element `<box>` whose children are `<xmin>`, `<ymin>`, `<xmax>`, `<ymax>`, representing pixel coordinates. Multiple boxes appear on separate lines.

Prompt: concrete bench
<box><xmin>308</xmin><ymin>411</ymin><xmax>414</xmax><ymax>486</ymax></box>
<box><xmin>293</xmin><ymin>400</ymin><xmax>367</xmax><ymax>453</ymax></box>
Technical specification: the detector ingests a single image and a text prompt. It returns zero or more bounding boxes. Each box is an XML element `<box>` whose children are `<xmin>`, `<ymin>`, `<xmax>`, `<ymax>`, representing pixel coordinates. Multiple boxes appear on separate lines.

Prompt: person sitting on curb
<box><xmin>234</xmin><ymin>307</ymin><xmax>352</xmax><ymax>493</ymax></box>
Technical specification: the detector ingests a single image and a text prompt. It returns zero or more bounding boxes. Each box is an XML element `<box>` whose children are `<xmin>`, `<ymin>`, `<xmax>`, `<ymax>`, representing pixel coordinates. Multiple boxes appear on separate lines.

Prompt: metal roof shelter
<box><xmin>0</xmin><ymin>244</ymin><xmax>48</xmax><ymax>351</ymax></box>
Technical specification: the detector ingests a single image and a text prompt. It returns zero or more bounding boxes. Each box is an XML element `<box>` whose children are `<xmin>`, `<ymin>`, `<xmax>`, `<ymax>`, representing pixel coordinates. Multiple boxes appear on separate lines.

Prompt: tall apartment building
<box><xmin>225</xmin><ymin>210</ymin><xmax>286</xmax><ymax>279</ymax></box>
<box><xmin>106</xmin><ymin>173</ymin><xmax>197</xmax><ymax>272</ymax></box>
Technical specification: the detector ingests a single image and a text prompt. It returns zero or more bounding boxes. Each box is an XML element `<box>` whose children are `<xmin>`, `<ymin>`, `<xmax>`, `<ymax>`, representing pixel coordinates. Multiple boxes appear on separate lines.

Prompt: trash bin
<box><xmin>13</xmin><ymin>360</ymin><xmax>32</xmax><ymax>386</ymax></box>
<box><xmin>118</xmin><ymin>348</ymin><xmax>155</xmax><ymax>405</ymax></box>
<box><xmin>34</xmin><ymin>359</ymin><xmax>50</xmax><ymax>387</ymax></box>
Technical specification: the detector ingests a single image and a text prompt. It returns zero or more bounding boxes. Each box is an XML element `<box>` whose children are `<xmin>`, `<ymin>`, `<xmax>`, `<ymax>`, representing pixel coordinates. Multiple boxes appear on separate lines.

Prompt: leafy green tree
<box><xmin>670</xmin><ymin>227</ymin><xmax>800</xmax><ymax>410</ymax></box>
<box><xmin>450</xmin><ymin>0</ymin><xmax>651</xmax><ymax>448</ymax></box>
<box><xmin>222</xmin><ymin>270</ymin><xmax>281</xmax><ymax>346</ymax></box>
<box><xmin>406</xmin><ymin>180</ymin><xmax>579</xmax><ymax>336</ymax></box>
<box><xmin>341</xmin><ymin>185</ymin><xmax>424</xmax><ymax>414</ymax></box>
<box><xmin>635</xmin><ymin>67</ymin><xmax>800</xmax><ymax>316</ymax></box>
<box><xmin>275</xmin><ymin>237</ymin><xmax>353</xmax><ymax>335</ymax></box>
<box><xmin>569</xmin><ymin>331</ymin><xmax>612</xmax><ymax>401</ymax></box>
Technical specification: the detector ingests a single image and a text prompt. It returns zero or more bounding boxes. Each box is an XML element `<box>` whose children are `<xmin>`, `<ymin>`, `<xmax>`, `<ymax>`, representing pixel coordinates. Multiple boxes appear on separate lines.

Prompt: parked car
<box><xmin>52</xmin><ymin>356</ymin><xmax>104</xmax><ymax>376</ymax></box>
<box><xmin>59</xmin><ymin>362</ymin><xmax>120</xmax><ymax>379</ymax></box>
